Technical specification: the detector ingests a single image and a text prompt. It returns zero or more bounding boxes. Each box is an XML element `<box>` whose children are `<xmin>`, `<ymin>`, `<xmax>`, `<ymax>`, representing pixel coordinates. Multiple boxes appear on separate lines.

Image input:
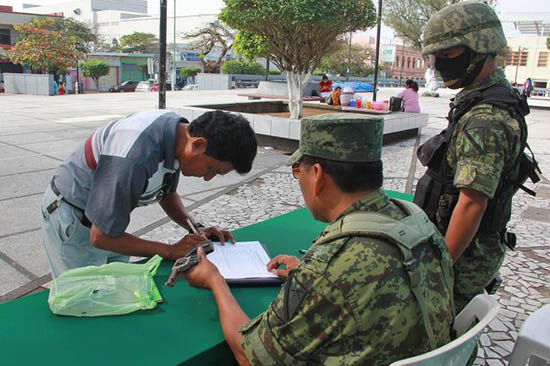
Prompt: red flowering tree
<box><xmin>9</xmin><ymin>17</ymin><xmax>83</xmax><ymax>74</ymax></box>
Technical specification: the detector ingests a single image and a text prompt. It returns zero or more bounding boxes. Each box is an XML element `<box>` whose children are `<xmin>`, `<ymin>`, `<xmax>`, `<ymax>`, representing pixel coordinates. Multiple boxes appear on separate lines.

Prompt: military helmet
<box><xmin>422</xmin><ymin>1</ymin><xmax>507</xmax><ymax>56</ymax></box>
<box><xmin>286</xmin><ymin>113</ymin><xmax>384</xmax><ymax>165</ymax></box>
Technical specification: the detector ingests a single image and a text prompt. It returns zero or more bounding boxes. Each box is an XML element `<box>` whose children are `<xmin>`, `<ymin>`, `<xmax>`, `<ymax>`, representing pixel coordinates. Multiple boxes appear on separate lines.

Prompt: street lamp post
<box><xmin>513</xmin><ymin>46</ymin><xmax>527</xmax><ymax>86</ymax></box>
<box><xmin>159</xmin><ymin>0</ymin><xmax>167</xmax><ymax>109</ymax></box>
<box><xmin>372</xmin><ymin>0</ymin><xmax>383</xmax><ymax>101</ymax></box>
<box><xmin>172</xmin><ymin>0</ymin><xmax>176</xmax><ymax>91</ymax></box>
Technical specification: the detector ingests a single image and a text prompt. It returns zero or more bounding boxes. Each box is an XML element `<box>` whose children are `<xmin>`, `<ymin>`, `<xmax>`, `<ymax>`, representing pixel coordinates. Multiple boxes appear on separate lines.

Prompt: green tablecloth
<box><xmin>0</xmin><ymin>190</ymin><xmax>412</xmax><ymax>365</ymax></box>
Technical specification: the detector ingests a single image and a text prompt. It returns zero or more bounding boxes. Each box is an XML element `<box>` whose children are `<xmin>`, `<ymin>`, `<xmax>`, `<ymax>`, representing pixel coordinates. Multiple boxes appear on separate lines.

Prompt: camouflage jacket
<box><xmin>446</xmin><ymin>68</ymin><xmax>523</xmax><ymax>199</ymax></box>
<box><xmin>240</xmin><ymin>190</ymin><xmax>454</xmax><ymax>365</ymax></box>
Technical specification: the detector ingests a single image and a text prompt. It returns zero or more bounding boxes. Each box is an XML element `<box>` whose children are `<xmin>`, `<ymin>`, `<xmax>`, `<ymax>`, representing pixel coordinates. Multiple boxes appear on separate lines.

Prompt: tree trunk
<box><xmin>285</xmin><ymin>70</ymin><xmax>311</xmax><ymax>119</ymax></box>
<box><xmin>94</xmin><ymin>77</ymin><xmax>100</xmax><ymax>92</ymax></box>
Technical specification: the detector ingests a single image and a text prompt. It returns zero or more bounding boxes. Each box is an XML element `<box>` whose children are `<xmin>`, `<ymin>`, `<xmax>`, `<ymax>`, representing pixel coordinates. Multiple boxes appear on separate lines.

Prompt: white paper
<box><xmin>207</xmin><ymin>241</ymin><xmax>279</xmax><ymax>280</ymax></box>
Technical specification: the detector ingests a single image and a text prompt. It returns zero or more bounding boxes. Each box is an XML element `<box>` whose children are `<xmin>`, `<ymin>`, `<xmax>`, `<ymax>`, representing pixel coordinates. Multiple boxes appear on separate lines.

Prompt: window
<box><xmin>0</xmin><ymin>29</ymin><xmax>10</xmax><ymax>45</ymax></box>
<box><xmin>395</xmin><ymin>56</ymin><xmax>399</xmax><ymax>68</ymax></box>
<box><xmin>537</xmin><ymin>52</ymin><xmax>548</xmax><ymax>67</ymax></box>
<box><xmin>407</xmin><ymin>57</ymin><xmax>411</xmax><ymax>68</ymax></box>
<box><xmin>412</xmin><ymin>58</ymin><xmax>416</xmax><ymax>69</ymax></box>
<box><xmin>506</xmin><ymin>50</ymin><xmax>528</xmax><ymax>66</ymax></box>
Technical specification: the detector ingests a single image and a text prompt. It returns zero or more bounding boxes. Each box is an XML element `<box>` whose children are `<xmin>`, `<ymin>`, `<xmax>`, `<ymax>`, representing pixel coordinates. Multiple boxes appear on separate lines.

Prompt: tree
<box><xmin>184</xmin><ymin>21</ymin><xmax>235</xmax><ymax>73</ymax></box>
<box><xmin>120</xmin><ymin>32</ymin><xmax>159</xmax><ymax>54</ymax></box>
<box><xmin>52</xmin><ymin>17</ymin><xmax>99</xmax><ymax>54</ymax></box>
<box><xmin>547</xmin><ymin>36</ymin><xmax>550</xmax><ymax>51</ymax></box>
<box><xmin>222</xmin><ymin>59</ymin><xmax>266</xmax><ymax>74</ymax></box>
<box><xmin>318</xmin><ymin>40</ymin><xmax>375</xmax><ymax>77</ymax></box>
<box><xmin>383</xmin><ymin>0</ymin><xmax>498</xmax><ymax>52</ymax></box>
<box><xmin>81</xmin><ymin>60</ymin><xmax>110</xmax><ymax>91</ymax></box>
<box><xmin>221</xmin><ymin>0</ymin><xmax>376</xmax><ymax>119</ymax></box>
<box><xmin>9</xmin><ymin>17</ymin><xmax>83</xmax><ymax>74</ymax></box>
<box><xmin>179</xmin><ymin>67</ymin><xmax>201</xmax><ymax>79</ymax></box>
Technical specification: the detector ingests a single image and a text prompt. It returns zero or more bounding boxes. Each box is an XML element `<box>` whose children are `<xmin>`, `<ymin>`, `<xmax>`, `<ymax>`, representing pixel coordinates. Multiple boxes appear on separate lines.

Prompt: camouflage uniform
<box><xmin>240</xmin><ymin>114</ymin><xmax>454</xmax><ymax>365</ymax></box>
<box><xmin>420</xmin><ymin>1</ymin><xmax>522</xmax><ymax>311</ymax></box>
<box><xmin>443</xmin><ymin>69</ymin><xmax>522</xmax><ymax>311</ymax></box>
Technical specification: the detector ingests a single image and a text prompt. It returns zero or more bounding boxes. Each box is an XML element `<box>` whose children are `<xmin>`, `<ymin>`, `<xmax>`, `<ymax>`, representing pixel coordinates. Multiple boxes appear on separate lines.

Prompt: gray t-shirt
<box><xmin>53</xmin><ymin>110</ymin><xmax>183</xmax><ymax>237</ymax></box>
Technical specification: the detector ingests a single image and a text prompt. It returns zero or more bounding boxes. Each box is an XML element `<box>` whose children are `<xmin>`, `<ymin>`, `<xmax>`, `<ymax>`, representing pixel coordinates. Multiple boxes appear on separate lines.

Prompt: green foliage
<box><xmin>269</xmin><ymin>69</ymin><xmax>282</xmax><ymax>75</ymax></box>
<box><xmin>233</xmin><ymin>31</ymin><xmax>269</xmax><ymax>60</ymax></box>
<box><xmin>120</xmin><ymin>32</ymin><xmax>158</xmax><ymax>54</ymax></box>
<box><xmin>222</xmin><ymin>59</ymin><xmax>266</xmax><ymax>75</ymax></box>
<box><xmin>547</xmin><ymin>36</ymin><xmax>550</xmax><ymax>51</ymax></box>
<box><xmin>52</xmin><ymin>17</ymin><xmax>98</xmax><ymax>54</ymax></box>
<box><xmin>179</xmin><ymin>67</ymin><xmax>202</xmax><ymax>79</ymax></box>
<box><xmin>318</xmin><ymin>40</ymin><xmax>374</xmax><ymax>77</ymax></box>
<box><xmin>10</xmin><ymin>17</ymin><xmax>83</xmax><ymax>74</ymax></box>
<box><xmin>81</xmin><ymin>60</ymin><xmax>110</xmax><ymax>91</ymax></box>
<box><xmin>383</xmin><ymin>0</ymin><xmax>497</xmax><ymax>51</ymax></box>
<box><xmin>220</xmin><ymin>0</ymin><xmax>376</xmax><ymax>73</ymax></box>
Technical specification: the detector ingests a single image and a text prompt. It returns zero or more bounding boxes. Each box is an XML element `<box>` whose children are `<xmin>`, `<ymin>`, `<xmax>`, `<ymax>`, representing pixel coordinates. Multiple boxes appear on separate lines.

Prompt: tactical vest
<box><xmin>413</xmin><ymin>85</ymin><xmax>541</xmax><ymax>248</ymax></box>
<box><xmin>314</xmin><ymin>198</ymin><xmax>454</xmax><ymax>349</ymax></box>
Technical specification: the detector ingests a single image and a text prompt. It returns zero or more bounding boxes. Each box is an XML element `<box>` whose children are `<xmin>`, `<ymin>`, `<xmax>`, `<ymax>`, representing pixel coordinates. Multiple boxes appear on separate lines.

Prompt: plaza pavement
<box><xmin>1</xmin><ymin>87</ymin><xmax>549</xmax><ymax>365</ymax></box>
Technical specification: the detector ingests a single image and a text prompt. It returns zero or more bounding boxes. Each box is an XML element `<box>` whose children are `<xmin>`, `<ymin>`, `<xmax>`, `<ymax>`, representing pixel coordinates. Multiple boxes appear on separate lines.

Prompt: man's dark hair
<box><xmin>301</xmin><ymin>155</ymin><xmax>383</xmax><ymax>193</ymax></box>
<box><xmin>188</xmin><ymin>111</ymin><xmax>257</xmax><ymax>174</ymax></box>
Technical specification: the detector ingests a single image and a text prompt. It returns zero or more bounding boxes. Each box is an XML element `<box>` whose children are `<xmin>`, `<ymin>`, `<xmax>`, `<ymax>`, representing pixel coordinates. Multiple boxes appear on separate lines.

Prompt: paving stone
<box><xmin>488</xmin><ymin>332</ymin><xmax>512</xmax><ymax>341</ymax></box>
<box><xmin>487</xmin><ymin>360</ymin><xmax>505</xmax><ymax>366</ymax></box>
<box><xmin>480</xmin><ymin>333</ymin><xmax>491</xmax><ymax>346</ymax></box>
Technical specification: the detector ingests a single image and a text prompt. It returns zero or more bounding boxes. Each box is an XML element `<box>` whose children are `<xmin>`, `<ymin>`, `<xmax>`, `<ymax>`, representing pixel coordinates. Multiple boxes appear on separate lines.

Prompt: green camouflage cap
<box><xmin>422</xmin><ymin>1</ymin><xmax>507</xmax><ymax>57</ymax></box>
<box><xmin>287</xmin><ymin>113</ymin><xmax>384</xmax><ymax>165</ymax></box>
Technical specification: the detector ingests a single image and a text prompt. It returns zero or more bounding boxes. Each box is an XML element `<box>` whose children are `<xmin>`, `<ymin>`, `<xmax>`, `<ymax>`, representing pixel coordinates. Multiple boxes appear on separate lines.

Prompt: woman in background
<box><xmin>318</xmin><ymin>75</ymin><xmax>332</xmax><ymax>103</ymax></box>
<box><xmin>396</xmin><ymin>79</ymin><xmax>421</xmax><ymax>113</ymax></box>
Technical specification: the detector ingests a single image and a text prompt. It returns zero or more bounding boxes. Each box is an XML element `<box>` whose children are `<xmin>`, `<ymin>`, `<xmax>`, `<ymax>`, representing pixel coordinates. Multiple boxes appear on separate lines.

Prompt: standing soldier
<box><xmin>414</xmin><ymin>1</ymin><xmax>539</xmax><ymax>312</ymax></box>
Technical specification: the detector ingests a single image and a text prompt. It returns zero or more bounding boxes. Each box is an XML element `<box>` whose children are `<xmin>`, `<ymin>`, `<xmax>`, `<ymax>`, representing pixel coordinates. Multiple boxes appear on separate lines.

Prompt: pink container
<box><xmin>371</xmin><ymin>102</ymin><xmax>384</xmax><ymax>110</ymax></box>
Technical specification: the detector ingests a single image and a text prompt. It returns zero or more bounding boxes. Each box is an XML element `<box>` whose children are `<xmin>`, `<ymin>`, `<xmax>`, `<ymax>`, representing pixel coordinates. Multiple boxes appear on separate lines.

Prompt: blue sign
<box><xmin>180</xmin><ymin>52</ymin><xmax>201</xmax><ymax>62</ymax></box>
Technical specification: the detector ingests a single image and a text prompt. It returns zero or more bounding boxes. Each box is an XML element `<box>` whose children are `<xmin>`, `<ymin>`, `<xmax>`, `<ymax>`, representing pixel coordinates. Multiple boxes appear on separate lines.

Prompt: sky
<box><xmin>5</xmin><ymin>0</ymin><xmax>549</xmax><ymax>43</ymax></box>
<box><xmin>7</xmin><ymin>0</ymin><xmax>548</xmax><ymax>16</ymax></box>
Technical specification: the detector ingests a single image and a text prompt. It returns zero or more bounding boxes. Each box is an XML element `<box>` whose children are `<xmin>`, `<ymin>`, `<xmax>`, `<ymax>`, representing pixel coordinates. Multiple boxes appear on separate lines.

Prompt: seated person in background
<box><xmin>183</xmin><ymin>114</ymin><xmax>455</xmax><ymax>365</ymax></box>
<box><xmin>318</xmin><ymin>74</ymin><xmax>333</xmax><ymax>102</ymax></box>
<box><xmin>397</xmin><ymin>79</ymin><xmax>421</xmax><ymax>113</ymax></box>
<box><xmin>327</xmin><ymin>85</ymin><xmax>342</xmax><ymax>106</ymax></box>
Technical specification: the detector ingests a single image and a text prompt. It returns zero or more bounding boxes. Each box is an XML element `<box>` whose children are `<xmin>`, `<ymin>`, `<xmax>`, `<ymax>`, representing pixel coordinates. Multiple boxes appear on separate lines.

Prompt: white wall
<box><xmin>504</xmin><ymin>35</ymin><xmax>550</xmax><ymax>87</ymax></box>
<box><xmin>97</xmin><ymin>13</ymin><xmax>217</xmax><ymax>43</ymax></box>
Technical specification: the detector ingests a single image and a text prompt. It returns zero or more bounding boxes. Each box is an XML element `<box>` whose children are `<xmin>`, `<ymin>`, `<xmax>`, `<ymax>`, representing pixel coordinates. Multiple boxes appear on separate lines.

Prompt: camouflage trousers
<box><xmin>453</xmin><ymin>231</ymin><xmax>506</xmax><ymax>313</ymax></box>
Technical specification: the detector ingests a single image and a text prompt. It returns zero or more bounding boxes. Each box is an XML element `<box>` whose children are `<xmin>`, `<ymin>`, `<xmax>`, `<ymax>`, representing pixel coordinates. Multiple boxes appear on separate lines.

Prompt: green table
<box><xmin>0</xmin><ymin>190</ymin><xmax>412</xmax><ymax>365</ymax></box>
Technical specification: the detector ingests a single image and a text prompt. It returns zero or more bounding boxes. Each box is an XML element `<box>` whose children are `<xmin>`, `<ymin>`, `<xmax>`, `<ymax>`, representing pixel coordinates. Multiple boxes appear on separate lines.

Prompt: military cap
<box><xmin>422</xmin><ymin>1</ymin><xmax>507</xmax><ymax>56</ymax></box>
<box><xmin>287</xmin><ymin>113</ymin><xmax>384</xmax><ymax>165</ymax></box>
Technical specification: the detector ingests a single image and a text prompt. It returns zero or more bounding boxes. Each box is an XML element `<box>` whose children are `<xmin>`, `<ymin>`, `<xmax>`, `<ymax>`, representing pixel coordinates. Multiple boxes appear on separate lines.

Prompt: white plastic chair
<box><xmin>390</xmin><ymin>294</ymin><xmax>500</xmax><ymax>366</ymax></box>
<box><xmin>508</xmin><ymin>304</ymin><xmax>550</xmax><ymax>366</ymax></box>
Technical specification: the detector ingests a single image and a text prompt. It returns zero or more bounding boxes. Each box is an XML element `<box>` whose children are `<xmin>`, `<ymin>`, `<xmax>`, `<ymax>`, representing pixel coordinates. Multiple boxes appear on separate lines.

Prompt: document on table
<box><xmin>207</xmin><ymin>241</ymin><xmax>281</xmax><ymax>285</ymax></box>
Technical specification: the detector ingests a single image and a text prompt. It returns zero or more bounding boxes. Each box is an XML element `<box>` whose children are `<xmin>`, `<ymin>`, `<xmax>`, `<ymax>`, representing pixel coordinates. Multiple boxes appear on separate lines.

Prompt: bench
<box><xmin>238</xmin><ymin>93</ymin><xmax>324</xmax><ymax>101</ymax></box>
<box><xmin>235</xmin><ymin>80</ymin><xmax>261</xmax><ymax>88</ymax></box>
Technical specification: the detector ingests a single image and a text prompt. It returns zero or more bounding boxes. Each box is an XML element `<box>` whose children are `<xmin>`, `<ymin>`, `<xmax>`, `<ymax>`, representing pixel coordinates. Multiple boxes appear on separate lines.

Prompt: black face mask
<box><xmin>435</xmin><ymin>48</ymin><xmax>472</xmax><ymax>82</ymax></box>
<box><xmin>435</xmin><ymin>48</ymin><xmax>488</xmax><ymax>89</ymax></box>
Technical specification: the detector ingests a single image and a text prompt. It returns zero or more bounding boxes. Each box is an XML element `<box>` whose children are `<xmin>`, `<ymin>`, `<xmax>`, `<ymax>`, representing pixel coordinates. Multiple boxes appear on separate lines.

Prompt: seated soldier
<box><xmin>183</xmin><ymin>114</ymin><xmax>455</xmax><ymax>365</ymax></box>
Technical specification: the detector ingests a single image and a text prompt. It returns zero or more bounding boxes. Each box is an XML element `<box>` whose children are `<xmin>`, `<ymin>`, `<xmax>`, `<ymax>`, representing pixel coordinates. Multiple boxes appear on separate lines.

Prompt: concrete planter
<box><xmin>171</xmin><ymin>101</ymin><xmax>429</xmax><ymax>152</ymax></box>
<box><xmin>3</xmin><ymin>73</ymin><xmax>54</xmax><ymax>96</ymax></box>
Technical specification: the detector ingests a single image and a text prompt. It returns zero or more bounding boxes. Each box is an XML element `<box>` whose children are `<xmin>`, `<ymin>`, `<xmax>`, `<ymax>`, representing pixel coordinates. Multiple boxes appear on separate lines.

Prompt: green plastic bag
<box><xmin>48</xmin><ymin>256</ymin><xmax>163</xmax><ymax>317</ymax></box>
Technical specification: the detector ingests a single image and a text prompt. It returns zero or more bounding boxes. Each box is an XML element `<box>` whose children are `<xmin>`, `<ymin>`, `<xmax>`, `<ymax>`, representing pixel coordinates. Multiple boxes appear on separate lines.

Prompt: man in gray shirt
<box><xmin>40</xmin><ymin>110</ymin><xmax>257</xmax><ymax>277</ymax></box>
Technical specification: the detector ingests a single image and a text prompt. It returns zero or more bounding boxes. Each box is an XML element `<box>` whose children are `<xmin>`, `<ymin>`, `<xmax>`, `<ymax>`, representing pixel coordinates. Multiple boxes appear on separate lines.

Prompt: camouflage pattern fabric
<box><xmin>422</xmin><ymin>0</ymin><xmax>507</xmax><ymax>57</ymax></box>
<box><xmin>287</xmin><ymin>113</ymin><xmax>384</xmax><ymax>165</ymax></box>
<box><xmin>240</xmin><ymin>190</ymin><xmax>454</xmax><ymax>365</ymax></box>
<box><xmin>442</xmin><ymin>68</ymin><xmax>522</xmax><ymax>312</ymax></box>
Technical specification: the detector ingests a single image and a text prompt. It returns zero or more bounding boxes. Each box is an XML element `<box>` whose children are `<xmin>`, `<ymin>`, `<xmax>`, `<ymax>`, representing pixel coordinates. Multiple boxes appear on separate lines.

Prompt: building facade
<box><xmin>387</xmin><ymin>45</ymin><xmax>427</xmax><ymax>81</ymax></box>
<box><xmin>0</xmin><ymin>6</ymin><xmax>61</xmax><ymax>87</ymax></box>
<box><xmin>500</xmin><ymin>13</ymin><xmax>550</xmax><ymax>92</ymax></box>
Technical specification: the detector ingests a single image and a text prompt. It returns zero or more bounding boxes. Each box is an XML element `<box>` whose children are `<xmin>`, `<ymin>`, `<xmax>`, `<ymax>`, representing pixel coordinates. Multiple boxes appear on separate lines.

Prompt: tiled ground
<box><xmin>141</xmin><ymin>134</ymin><xmax>550</xmax><ymax>365</ymax></box>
